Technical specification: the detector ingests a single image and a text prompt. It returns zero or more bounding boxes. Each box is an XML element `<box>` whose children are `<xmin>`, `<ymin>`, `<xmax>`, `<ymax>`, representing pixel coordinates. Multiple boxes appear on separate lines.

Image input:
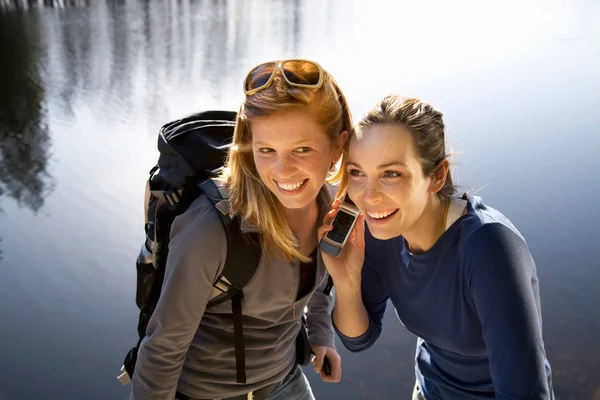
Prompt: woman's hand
<box><xmin>318</xmin><ymin>199</ymin><xmax>366</xmax><ymax>294</ymax></box>
<box><xmin>311</xmin><ymin>345</ymin><xmax>342</xmax><ymax>383</ymax></box>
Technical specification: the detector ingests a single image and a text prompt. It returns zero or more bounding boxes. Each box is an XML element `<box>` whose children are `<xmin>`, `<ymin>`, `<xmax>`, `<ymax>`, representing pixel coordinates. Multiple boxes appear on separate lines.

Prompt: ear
<box><xmin>332</xmin><ymin>129</ymin><xmax>349</xmax><ymax>164</ymax></box>
<box><xmin>429</xmin><ymin>159</ymin><xmax>449</xmax><ymax>193</ymax></box>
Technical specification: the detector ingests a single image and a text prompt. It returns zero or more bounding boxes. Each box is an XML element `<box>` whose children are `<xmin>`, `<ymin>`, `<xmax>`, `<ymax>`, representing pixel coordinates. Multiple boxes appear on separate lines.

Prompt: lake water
<box><xmin>0</xmin><ymin>1</ymin><xmax>599</xmax><ymax>399</ymax></box>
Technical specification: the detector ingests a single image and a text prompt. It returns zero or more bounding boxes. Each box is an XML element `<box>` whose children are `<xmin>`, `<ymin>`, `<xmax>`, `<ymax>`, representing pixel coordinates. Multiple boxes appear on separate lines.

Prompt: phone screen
<box><xmin>327</xmin><ymin>209</ymin><xmax>356</xmax><ymax>243</ymax></box>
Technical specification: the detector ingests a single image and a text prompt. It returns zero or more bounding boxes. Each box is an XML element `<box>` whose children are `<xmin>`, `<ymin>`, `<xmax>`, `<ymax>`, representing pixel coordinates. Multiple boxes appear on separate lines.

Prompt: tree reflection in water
<box><xmin>0</xmin><ymin>9</ymin><xmax>55</xmax><ymax>258</ymax></box>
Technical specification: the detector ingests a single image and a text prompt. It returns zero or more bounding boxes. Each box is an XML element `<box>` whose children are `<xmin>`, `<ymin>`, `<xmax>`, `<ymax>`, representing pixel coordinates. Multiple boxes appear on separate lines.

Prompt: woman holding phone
<box><xmin>320</xmin><ymin>95</ymin><xmax>554</xmax><ymax>399</ymax></box>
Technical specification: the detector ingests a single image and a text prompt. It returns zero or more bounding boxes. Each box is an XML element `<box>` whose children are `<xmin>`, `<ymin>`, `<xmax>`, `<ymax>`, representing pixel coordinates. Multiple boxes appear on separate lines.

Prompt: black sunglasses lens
<box><xmin>245</xmin><ymin>62</ymin><xmax>276</xmax><ymax>92</ymax></box>
<box><xmin>282</xmin><ymin>60</ymin><xmax>321</xmax><ymax>85</ymax></box>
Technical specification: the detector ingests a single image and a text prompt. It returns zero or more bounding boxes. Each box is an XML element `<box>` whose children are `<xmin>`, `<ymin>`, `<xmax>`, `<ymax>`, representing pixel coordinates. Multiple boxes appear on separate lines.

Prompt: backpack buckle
<box><xmin>213</xmin><ymin>276</ymin><xmax>233</xmax><ymax>293</ymax></box>
<box><xmin>117</xmin><ymin>365</ymin><xmax>131</xmax><ymax>386</ymax></box>
<box><xmin>162</xmin><ymin>188</ymin><xmax>181</xmax><ymax>206</ymax></box>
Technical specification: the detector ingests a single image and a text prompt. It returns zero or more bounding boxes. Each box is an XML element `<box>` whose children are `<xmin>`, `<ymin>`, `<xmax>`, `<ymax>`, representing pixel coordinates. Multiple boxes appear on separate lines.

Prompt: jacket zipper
<box><xmin>293</xmin><ymin>259</ymin><xmax>300</xmax><ymax>319</ymax></box>
<box><xmin>294</xmin><ymin>249</ymin><xmax>323</xmax><ymax>319</ymax></box>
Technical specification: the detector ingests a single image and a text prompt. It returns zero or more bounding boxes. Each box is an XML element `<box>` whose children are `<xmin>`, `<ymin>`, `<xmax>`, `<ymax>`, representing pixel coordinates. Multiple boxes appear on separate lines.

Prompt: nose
<box><xmin>362</xmin><ymin>179</ymin><xmax>383</xmax><ymax>204</ymax></box>
<box><xmin>275</xmin><ymin>153</ymin><xmax>296</xmax><ymax>177</ymax></box>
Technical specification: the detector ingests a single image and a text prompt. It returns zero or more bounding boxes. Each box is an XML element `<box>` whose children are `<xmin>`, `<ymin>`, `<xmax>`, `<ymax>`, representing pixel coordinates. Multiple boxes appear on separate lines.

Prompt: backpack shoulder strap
<box><xmin>199</xmin><ymin>178</ymin><xmax>261</xmax><ymax>384</ymax></box>
<box><xmin>199</xmin><ymin>178</ymin><xmax>261</xmax><ymax>305</ymax></box>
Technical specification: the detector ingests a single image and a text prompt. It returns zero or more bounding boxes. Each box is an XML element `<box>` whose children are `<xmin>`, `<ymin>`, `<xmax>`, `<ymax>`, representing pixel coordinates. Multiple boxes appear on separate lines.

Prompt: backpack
<box><xmin>119</xmin><ymin>110</ymin><xmax>262</xmax><ymax>386</ymax></box>
<box><xmin>118</xmin><ymin>110</ymin><xmax>329</xmax><ymax>387</ymax></box>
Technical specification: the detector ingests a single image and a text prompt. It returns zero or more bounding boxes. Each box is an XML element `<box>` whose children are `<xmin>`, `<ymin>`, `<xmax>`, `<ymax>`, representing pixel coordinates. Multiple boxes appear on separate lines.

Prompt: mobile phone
<box><xmin>322</xmin><ymin>356</ymin><xmax>332</xmax><ymax>376</ymax></box>
<box><xmin>319</xmin><ymin>194</ymin><xmax>360</xmax><ymax>257</ymax></box>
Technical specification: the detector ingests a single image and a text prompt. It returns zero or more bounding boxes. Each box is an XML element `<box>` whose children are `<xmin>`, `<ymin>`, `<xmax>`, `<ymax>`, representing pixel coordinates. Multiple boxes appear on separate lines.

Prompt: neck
<box><xmin>283</xmin><ymin>200</ymin><xmax>320</xmax><ymax>255</ymax></box>
<box><xmin>283</xmin><ymin>200</ymin><xmax>319</xmax><ymax>233</ymax></box>
<box><xmin>403</xmin><ymin>195</ymin><xmax>448</xmax><ymax>255</ymax></box>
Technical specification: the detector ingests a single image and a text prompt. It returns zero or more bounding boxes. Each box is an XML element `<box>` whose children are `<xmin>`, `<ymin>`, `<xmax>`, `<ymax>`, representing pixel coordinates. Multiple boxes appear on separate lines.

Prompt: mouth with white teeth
<box><xmin>366</xmin><ymin>209</ymin><xmax>399</xmax><ymax>221</ymax></box>
<box><xmin>275</xmin><ymin>179</ymin><xmax>308</xmax><ymax>193</ymax></box>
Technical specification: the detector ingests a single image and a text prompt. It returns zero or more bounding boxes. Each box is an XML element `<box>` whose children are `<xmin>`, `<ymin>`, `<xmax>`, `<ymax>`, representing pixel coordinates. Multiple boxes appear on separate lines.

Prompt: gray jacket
<box><xmin>130</xmin><ymin>186</ymin><xmax>336</xmax><ymax>399</ymax></box>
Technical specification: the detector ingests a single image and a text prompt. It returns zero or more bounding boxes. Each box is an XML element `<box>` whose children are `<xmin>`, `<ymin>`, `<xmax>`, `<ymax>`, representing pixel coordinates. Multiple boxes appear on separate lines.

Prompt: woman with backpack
<box><xmin>130</xmin><ymin>59</ymin><xmax>351</xmax><ymax>400</ymax></box>
<box><xmin>319</xmin><ymin>95</ymin><xmax>554</xmax><ymax>399</ymax></box>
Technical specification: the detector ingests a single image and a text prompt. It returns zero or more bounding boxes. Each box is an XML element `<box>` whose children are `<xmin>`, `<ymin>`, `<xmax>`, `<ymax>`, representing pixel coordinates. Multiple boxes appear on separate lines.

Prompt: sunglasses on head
<box><xmin>243</xmin><ymin>59</ymin><xmax>325</xmax><ymax>95</ymax></box>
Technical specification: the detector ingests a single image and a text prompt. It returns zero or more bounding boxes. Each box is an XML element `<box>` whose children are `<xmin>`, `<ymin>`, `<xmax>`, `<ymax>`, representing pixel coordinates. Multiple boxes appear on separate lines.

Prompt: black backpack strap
<box><xmin>199</xmin><ymin>178</ymin><xmax>261</xmax><ymax>384</ymax></box>
<box><xmin>200</xmin><ymin>179</ymin><xmax>261</xmax><ymax>304</ymax></box>
<box><xmin>230</xmin><ymin>293</ymin><xmax>246</xmax><ymax>383</ymax></box>
<box><xmin>213</xmin><ymin>220</ymin><xmax>260</xmax><ymax>385</ymax></box>
<box><xmin>211</xmin><ymin>211</ymin><xmax>259</xmax><ymax>385</ymax></box>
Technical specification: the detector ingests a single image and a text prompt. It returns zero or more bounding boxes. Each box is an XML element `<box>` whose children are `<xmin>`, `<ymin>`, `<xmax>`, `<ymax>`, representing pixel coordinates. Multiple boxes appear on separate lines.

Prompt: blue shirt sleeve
<box><xmin>466</xmin><ymin>223</ymin><xmax>552</xmax><ymax>399</ymax></box>
<box><xmin>334</xmin><ymin>249</ymin><xmax>390</xmax><ymax>352</ymax></box>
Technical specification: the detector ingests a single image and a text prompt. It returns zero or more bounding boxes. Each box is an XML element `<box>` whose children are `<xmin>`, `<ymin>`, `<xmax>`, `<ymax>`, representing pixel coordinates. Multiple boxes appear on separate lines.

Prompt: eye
<box><xmin>348</xmin><ymin>169</ymin><xmax>364</xmax><ymax>177</ymax></box>
<box><xmin>258</xmin><ymin>147</ymin><xmax>274</xmax><ymax>153</ymax></box>
<box><xmin>295</xmin><ymin>146</ymin><xmax>312</xmax><ymax>153</ymax></box>
<box><xmin>383</xmin><ymin>170</ymin><xmax>402</xmax><ymax>178</ymax></box>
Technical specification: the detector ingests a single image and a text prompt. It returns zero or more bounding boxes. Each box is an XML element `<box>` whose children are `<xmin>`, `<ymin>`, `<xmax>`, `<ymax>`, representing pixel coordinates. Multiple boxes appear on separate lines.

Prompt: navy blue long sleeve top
<box><xmin>335</xmin><ymin>195</ymin><xmax>553</xmax><ymax>399</ymax></box>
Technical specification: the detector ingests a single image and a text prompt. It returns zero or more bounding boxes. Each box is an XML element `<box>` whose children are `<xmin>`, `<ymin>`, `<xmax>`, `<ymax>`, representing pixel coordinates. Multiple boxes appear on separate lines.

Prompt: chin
<box><xmin>274</xmin><ymin>191</ymin><xmax>318</xmax><ymax>210</ymax></box>
<box><xmin>368</xmin><ymin>229</ymin><xmax>397</xmax><ymax>241</ymax></box>
<box><xmin>278</xmin><ymin>198</ymin><xmax>311</xmax><ymax>210</ymax></box>
<box><xmin>366</xmin><ymin>223</ymin><xmax>403</xmax><ymax>241</ymax></box>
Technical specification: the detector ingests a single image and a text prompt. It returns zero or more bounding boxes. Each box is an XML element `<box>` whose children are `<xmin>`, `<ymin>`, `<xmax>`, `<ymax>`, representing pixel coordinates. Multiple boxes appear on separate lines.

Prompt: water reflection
<box><xmin>0</xmin><ymin>10</ymin><xmax>54</xmax><ymax>214</ymax></box>
<box><xmin>0</xmin><ymin>9</ymin><xmax>55</xmax><ymax>260</ymax></box>
<box><xmin>0</xmin><ymin>0</ymin><xmax>90</xmax><ymax>8</ymax></box>
<box><xmin>36</xmin><ymin>0</ymin><xmax>311</xmax><ymax>128</ymax></box>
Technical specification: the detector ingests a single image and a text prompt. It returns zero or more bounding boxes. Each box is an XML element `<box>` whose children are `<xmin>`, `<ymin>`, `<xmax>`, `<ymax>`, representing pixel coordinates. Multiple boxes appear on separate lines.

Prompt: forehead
<box><xmin>250</xmin><ymin>108</ymin><xmax>327</xmax><ymax>143</ymax></box>
<box><xmin>349</xmin><ymin>124</ymin><xmax>418</xmax><ymax>165</ymax></box>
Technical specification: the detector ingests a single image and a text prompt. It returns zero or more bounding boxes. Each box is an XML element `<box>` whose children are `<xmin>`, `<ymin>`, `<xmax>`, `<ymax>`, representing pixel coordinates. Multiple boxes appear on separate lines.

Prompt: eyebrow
<box><xmin>253</xmin><ymin>139</ymin><xmax>315</xmax><ymax>146</ymax></box>
<box><xmin>347</xmin><ymin>161</ymin><xmax>410</xmax><ymax>169</ymax></box>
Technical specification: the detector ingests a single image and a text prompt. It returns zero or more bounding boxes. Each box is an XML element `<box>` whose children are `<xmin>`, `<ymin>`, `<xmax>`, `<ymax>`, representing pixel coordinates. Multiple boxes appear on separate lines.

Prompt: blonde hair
<box><xmin>220</xmin><ymin>63</ymin><xmax>352</xmax><ymax>261</ymax></box>
<box><xmin>338</xmin><ymin>95</ymin><xmax>455</xmax><ymax>199</ymax></box>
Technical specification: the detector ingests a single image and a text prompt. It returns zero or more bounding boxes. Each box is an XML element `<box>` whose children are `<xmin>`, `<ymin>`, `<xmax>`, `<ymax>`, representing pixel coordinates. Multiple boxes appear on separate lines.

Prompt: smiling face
<box><xmin>346</xmin><ymin>123</ymin><xmax>436</xmax><ymax>240</ymax></box>
<box><xmin>251</xmin><ymin>107</ymin><xmax>343</xmax><ymax>211</ymax></box>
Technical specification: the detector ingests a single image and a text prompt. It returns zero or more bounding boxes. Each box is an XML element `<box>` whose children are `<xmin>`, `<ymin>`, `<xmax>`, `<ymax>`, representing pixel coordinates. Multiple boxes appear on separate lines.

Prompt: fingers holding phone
<box><xmin>311</xmin><ymin>345</ymin><xmax>342</xmax><ymax>383</ymax></box>
<box><xmin>317</xmin><ymin>199</ymin><xmax>341</xmax><ymax>242</ymax></box>
<box><xmin>318</xmin><ymin>195</ymin><xmax>365</xmax><ymax>287</ymax></box>
<box><xmin>319</xmin><ymin>199</ymin><xmax>360</xmax><ymax>257</ymax></box>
